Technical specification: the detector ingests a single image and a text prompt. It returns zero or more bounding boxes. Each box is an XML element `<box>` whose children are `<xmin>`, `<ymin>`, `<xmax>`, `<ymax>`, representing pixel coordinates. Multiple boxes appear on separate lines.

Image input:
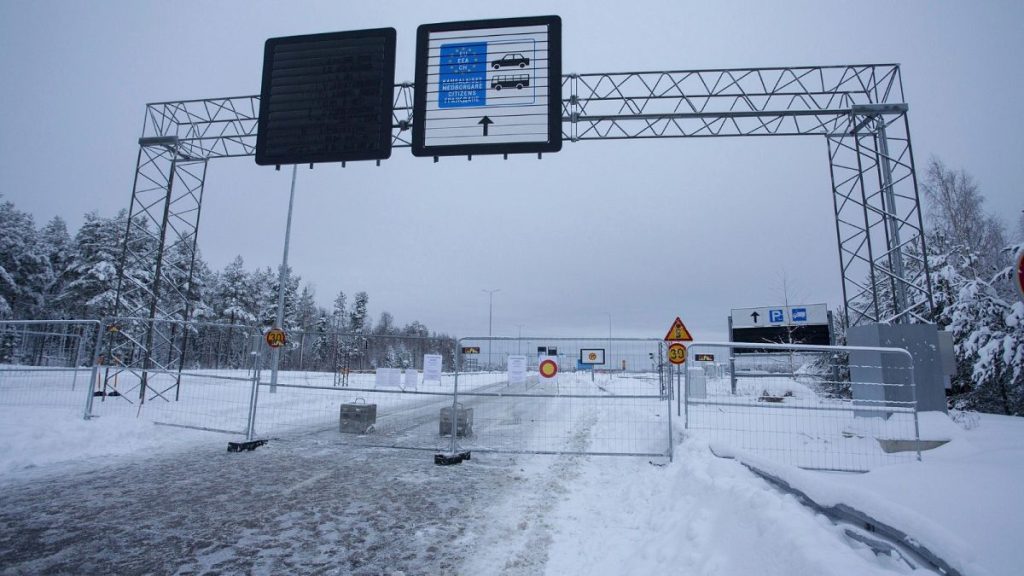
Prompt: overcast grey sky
<box><xmin>1</xmin><ymin>0</ymin><xmax>1022</xmax><ymax>340</ymax></box>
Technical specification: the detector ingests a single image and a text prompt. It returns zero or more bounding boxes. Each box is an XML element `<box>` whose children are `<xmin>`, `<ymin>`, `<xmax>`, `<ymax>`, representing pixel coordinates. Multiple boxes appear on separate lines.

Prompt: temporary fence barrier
<box><xmin>446</xmin><ymin>337</ymin><xmax>672</xmax><ymax>458</ymax></box>
<box><xmin>681</xmin><ymin>341</ymin><xmax>920</xmax><ymax>471</ymax></box>
<box><xmin>0</xmin><ymin>320</ymin><xmax>102</xmax><ymax>416</ymax></box>
<box><xmin>88</xmin><ymin>318</ymin><xmax>262</xmax><ymax>435</ymax></box>
<box><xmin>3</xmin><ymin>318</ymin><xmax>924</xmax><ymax>472</ymax></box>
<box><xmin>247</xmin><ymin>331</ymin><xmax>461</xmax><ymax>452</ymax></box>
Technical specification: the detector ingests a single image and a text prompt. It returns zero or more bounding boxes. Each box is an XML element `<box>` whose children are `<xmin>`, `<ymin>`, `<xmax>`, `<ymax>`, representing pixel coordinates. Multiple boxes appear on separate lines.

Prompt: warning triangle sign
<box><xmin>664</xmin><ymin>317</ymin><xmax>694</xmax><ymax>342</ymax></box>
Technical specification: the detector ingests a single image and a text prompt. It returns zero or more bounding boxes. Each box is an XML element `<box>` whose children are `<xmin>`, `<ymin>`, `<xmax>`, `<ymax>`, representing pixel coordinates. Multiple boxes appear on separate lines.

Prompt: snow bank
<box><xmin>543</xmin><ymin>439</ymin><xmax>911</xmax><ymax>575</ymax></box>
<box><xmin>713</xmin><ymin>411</ymin><xmax>1024</xmax><ymax>576</ymax></box>
<box><xmin>0</xmin><ymin>405</ymin><xmax>224</xmax><ymax>480</ymax></box>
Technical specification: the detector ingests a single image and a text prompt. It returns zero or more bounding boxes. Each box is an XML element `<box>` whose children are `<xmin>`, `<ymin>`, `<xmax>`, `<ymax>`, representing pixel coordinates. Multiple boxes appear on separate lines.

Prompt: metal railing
<box><xmin>681</xmin><ymin>340</ymin><xmax>919</xmax><ymax>472</ymax></box>
<box><xmin>0</xmin><ymin>320</ymin><xmax>103</xmax><ymax>418</ymax></box>
<box><xmin>3</xmin><ymin>320</ymin><xmax>923</xmax><ymax>472</ymax></box>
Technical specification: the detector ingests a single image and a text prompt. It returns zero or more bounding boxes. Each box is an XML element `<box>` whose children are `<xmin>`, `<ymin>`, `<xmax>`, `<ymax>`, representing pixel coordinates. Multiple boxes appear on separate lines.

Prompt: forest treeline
<box><xmin>1</xmin><ymin>157</ymin><xmax>1022</xmax><ymax>413</ymax></box>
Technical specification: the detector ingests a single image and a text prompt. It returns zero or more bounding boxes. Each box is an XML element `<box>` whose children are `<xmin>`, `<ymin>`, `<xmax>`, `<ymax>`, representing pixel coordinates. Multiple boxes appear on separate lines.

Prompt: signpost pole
<box><xmin>269</xmin><ymin>164</ymin><xmax>297</xmax><ymax>393</ymax></box>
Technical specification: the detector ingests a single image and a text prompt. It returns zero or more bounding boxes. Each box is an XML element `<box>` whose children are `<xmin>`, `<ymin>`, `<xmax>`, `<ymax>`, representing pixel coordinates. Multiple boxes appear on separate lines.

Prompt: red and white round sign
<box><xmin>1016</xmin><ymin>249</ymin><xmax>1024</xmax><ymax>300</ymax></box>
<box><xmin>539</xmin><ymin>358</ymin><xmax>558</xmax><ymax>379</ymax></box>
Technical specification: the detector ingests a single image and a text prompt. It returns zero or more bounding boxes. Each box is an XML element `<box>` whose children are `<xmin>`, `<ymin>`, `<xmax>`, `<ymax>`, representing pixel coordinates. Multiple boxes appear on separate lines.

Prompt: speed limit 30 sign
<box><xmin>265</xmin><ymin>328</ymin><xmax>286</xmax><ymax>349</ymax></box>
<box><xmin>667</xmin><ymin>342</ymin><xmax>687</xmax><ymax>365</ymax></box>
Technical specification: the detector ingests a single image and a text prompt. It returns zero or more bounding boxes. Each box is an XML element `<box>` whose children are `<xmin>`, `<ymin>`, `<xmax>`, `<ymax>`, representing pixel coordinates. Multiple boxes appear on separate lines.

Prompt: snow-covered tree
<box><xmin>922</xmin><ymin>158</ymin><xmax>1007</xmax><ymax>283</ymax></box>
<box><xmin>349</xmin><ymin>291</ymin><xmax>369</xmax><ymax>334</ymax></box>
<box><xmin>56</xmin><ymin>211</ymin><xmax>128</xmax><ymax>319</ymax></box>
<box><xmin>942</xmin><ymin>247</ymin><xmax>1024</xmax><ymax>415</ymax></box>
<box><xmin>918</xmin><ymin>158</ymin><xmax>1023</xmax><ymax>414</ymax></box>
<box><xmin>296</xmin><ymin>284</ymin><xmax>317</xmax><ymax>331</ymax></box>
<box><xmin>0</xmin><ymin>200</ymin><xmax>49</xmax><ymax>318</ymax></box>
<box><xmin>331</xmin><ymin>290</ymin><xmax>347</xmax><ymax>331</ymax></box>
<box><xmin>213</xmin><ymin>256</ymin><xmax>257</xmax><ymax>325</ymax></box>
<box><xmin>375</xmin><ymin>311</ymin><xmax>395</xmax><ymax>335</ymax></box>
<box><xmin>37</xmin><ymin>216</ymin><xmax>73</xmax><ymax>317</ymax></box>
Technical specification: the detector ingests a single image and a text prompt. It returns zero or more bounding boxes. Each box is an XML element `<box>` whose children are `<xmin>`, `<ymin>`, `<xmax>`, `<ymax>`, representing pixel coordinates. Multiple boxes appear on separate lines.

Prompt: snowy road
<box><xmin>0</xmin><ymin>435</ymin><xmax>532</xmax><ymax>575</ymax></box>
<box><xmin>1</xmin><ymin>430</ymin><xmax>921</xmax><ymax>575</ymax></box>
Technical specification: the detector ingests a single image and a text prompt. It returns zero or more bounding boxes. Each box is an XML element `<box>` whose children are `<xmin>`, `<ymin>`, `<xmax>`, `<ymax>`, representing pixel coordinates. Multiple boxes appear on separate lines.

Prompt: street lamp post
<box><xmin>482</xmin><ymin>289</ymin><xmax>500</xmax><ymax>369</ymax></box>
<box><xmin>607</xmin><ymin>313</ymin><xmax>612</xmax><ymax>372</ymax></box>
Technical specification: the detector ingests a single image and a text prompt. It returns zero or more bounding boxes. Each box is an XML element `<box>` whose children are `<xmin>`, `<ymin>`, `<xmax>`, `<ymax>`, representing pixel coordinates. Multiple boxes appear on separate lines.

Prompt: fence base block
<box><xmin>434</xmin><ymin>451</ymin><xmax>471</xmax><ymax>466</ymax></box>
<box><xmin>227</xmin><ymin>439</ymin><xmax>268</xmax><ymax>453</ymax></box>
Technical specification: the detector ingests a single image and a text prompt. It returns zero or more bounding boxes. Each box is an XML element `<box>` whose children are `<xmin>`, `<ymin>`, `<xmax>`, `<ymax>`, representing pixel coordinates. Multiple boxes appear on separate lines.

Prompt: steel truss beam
<box><xmin>112</xmin><ymin>64</ymin><xmax>931</xmax><ymax>394</ymax></box>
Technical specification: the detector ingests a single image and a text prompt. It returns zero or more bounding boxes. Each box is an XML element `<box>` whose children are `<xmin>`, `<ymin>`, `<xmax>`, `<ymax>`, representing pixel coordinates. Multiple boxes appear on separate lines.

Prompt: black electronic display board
<box><xmin>256</xmin><ymin>28</ymin><xmax>397</xmax><ymax>166</ymax></box>
<box><xmin>730</xmin><ymin>325</ymin><xmax>832</xmax><ymax>354</ymax></box>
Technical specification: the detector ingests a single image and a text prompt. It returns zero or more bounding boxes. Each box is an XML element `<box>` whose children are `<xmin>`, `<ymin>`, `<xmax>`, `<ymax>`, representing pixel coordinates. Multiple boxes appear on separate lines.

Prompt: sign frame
<box><xmin>579</xmin><ymin>348</ymin><xmax>606</xmax><ymax>365</ymax></box>
<box><xmin>412</xmin><ymin>15</ymin><xmax>563</xmax><ymax>158</ymax></box>
<box><xmin>255</xmin><ymin>28</ymin><xmax>397</xmax><ymax>166</ymax></box>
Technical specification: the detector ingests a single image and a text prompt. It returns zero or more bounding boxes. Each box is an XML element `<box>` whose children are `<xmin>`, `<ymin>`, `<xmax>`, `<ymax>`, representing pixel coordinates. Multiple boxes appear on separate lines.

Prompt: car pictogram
<box><xmin>491</xmin><ymin>53</ymin><xmax>529</xmax><ymax>69</ymax></box>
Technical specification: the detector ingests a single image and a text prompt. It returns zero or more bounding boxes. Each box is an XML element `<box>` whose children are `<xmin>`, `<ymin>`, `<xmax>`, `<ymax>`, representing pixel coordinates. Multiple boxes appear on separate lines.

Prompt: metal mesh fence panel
<box><xmin>0</xmin><ymin>320</ymin><xmax>101</xmax><ymax>415</ymax></box>
<box><xmin>249</xmin><ymin>332</ymin><xmax>462</xmax><ymax>452</ymax></box>
<box><xmin>683</xmin><ymin>341</ymin><xmax>920</xmax><ymax>471</ymax></box>
<box><xmin>450</xmin><ymin>337</ymin><xmax>672</xmax><ymax>457</ymax></box>
<box><xmin>89</xmin><ymin>319</ymin><xmax>261</xmax><ymax>435</ymax></box>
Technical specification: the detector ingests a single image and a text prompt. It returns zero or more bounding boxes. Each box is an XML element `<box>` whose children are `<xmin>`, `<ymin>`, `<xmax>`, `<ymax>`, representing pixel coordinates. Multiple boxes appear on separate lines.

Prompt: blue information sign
<box><xmin>438</xmin><ymin>42</ymin><xmax>487</xmax><ymax>108</ymax></box>
<box><xmin>791</xmin><ymin>307</ymin><xmax>808</xmax><ymax>322</ymax></box>
<box><xmin>769</xmin><ymin>309</ymin><xmax>784</xmax><ymax>323</ymax></box>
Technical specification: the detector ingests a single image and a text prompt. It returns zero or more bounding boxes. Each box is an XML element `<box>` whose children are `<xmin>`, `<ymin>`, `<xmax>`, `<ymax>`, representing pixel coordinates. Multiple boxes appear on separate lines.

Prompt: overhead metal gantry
<box><xmin>111</xmin><ymin>64</ymin><xmax>933</xmax><ymax>400</ymax></box>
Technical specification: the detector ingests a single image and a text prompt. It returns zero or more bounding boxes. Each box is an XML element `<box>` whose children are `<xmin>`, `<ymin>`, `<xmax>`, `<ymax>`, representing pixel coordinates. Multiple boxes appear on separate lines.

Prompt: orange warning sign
<box><xmin>664</xmin><ymin>316</ymin><xmax>694</xmax><ymax>342</ymax></box>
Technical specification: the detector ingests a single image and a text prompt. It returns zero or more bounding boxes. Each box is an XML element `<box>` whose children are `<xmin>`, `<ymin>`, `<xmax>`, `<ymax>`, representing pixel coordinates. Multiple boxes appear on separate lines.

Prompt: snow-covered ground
<box><xmin>2</xmin><ymin>371</ymin><xmax>1022</xmax><ymax>574</ymax></box>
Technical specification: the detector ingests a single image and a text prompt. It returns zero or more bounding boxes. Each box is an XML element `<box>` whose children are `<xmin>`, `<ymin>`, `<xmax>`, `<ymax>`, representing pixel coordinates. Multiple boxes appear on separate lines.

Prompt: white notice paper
<box><xmin>507</xmin><ymin>354</ymin><xmax>527</xmax><ymax>385</ymax></box>
<box><xmin>376</xmin><ymin>367</ymin><xmax>402</xmax><ymax>389</ymax></box>
<box><xmin>404</xmin><ymin>368</ymin><xmax>418</xmax><ymax>390</ymax></box>
<box><xmin>423</xmin><ymin>354</ymin><xmax>443</xmax><ymax>382</ymax></box>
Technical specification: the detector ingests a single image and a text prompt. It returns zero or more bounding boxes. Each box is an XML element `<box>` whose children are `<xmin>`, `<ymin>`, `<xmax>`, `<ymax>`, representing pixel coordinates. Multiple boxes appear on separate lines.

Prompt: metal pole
<box><xmin>83</xmin><ymin>322</ymin><xmax>104</xmax><ymax>420</ymax></box>
<box><xmin>728</xmin><ymin>316</ymin><xmax>736</xmax><ymax>395</ymax></box>
<box><xmin>450</xmin><ymin>340</ymin><xmax>462</xmax><ymax>455</ymax></box>
<box><xmin>683</xmin><ymin>363</ymin><xmax>689</xmax><ymax>429</ymax></box>
<box><xmin>482</xmin><ymin>289</ymin><xmax>499</xmax><ymax>370</ymax></box>
<box><xmin>876</xmin><ymin>119</ymin><xmax>909</xmax><ymax>322</ymax></box>
<box><xmin>607</xmin><ymin>313</ymin><xmax>612</xmax><ymax>372</ymax></box>
<box><xmin>270</xmin><ymin>165</ymin><xmax>298</xmax><ymax>393</ymax></box>
<box><xmin>667</xmin><ymin>365</ymin><xmax>674</xmax><ymax>462</ymax></box>
<box><xmin>71</xmin><ymin>333</ymin><xmax>85</xmax><ymax>391</ymax></box>
<box><xmin>246</xmin><ymin>333</ymin><xmax>262</xmax><ymax>441</ymax></box>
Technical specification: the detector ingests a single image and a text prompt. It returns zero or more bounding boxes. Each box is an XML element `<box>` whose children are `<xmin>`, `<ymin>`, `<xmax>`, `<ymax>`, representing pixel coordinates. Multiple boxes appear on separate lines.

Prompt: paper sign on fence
<box><xmin>423</xmin><ymin>354</ymin><xmax>443</xmax><ymax>382</ymax></box>
<box><xmin>403</xmin><ymin>368</ymin><xmax>418</xmax><ymax>390</ymax></box>
<box><xmin>507</xmin><ymin>354</ymin><xmax>527</xmax><ymax>385</ymax></box>
<box><xmin>375</xmin><ymin>367</ymin><xmax>402</xmax><ymax>389</ymax></box>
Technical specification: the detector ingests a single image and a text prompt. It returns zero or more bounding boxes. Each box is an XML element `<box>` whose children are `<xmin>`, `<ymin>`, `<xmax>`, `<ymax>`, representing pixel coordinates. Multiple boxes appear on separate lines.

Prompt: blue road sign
<box><xmin>438</xmin><ymin>42</ymin><xmax>488</xmax><ymax>108</ymax></box>
<box><xmin>576</xmin><ymin>360</ymin><xmax>594</xmax><ymax>370</ymax></box>
<box><xmin>769</xmin><ymin>309</ymin><xmax>784</xmax><ymax>323</ymax></box>
<box><xmin>791</xmin><ymin>307</ymin><xmax>808</xmax><ymax>322</ymax></box>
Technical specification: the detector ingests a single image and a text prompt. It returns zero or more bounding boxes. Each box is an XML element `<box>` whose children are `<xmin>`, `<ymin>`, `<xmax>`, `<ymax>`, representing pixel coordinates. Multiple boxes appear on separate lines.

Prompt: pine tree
<box><xmin>58</xmin><ymin>211</ymin><xmax>127</xmax><ymax>319</ymax></box>
<box><xmin>214</xmin><ymin>256</ymin><xmax>257</xmax><ymax>325</ymax></box>
<box><xmin>349</xmin><ymin>291</ymin><xmax>369</xmax><ymax>334</ymax></box>
<box><xmin>0</xmin><ymin>200</ymin><xmax>49</xmax><ymax>318</ymax></box>
<box><xmin>37</xmin><ymin>216</ymin><xmax>73</xmax><ymax>317</ymax></box>
<box><xmin>332</xmin><ymin>290</ymin><xmax>347</xmax><ymax>331</ymax></box>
